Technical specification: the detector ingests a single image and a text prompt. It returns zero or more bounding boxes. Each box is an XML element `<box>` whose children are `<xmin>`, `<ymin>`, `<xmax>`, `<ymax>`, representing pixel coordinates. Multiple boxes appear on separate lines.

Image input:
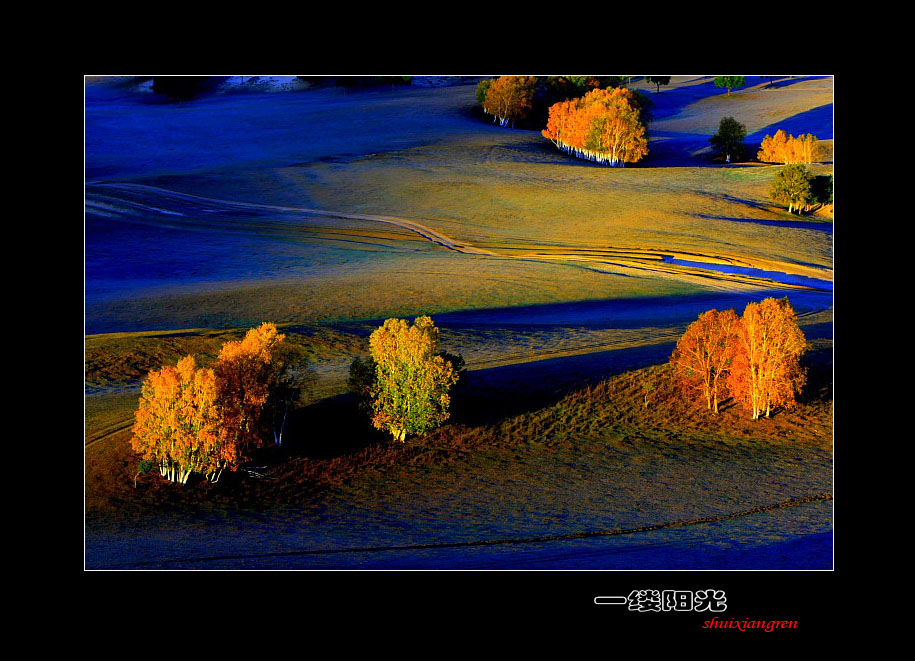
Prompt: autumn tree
<box><xmin>481</xmin><ymin>76</ymin><xmax>538</xmax><ymax>128</ymax></box>
<box><xmin>645</xmin><ymin>76</ymin><xmax>671</xmax><ymax>93</ymax></box>
<box><xmin>770</xmin><ymin>164</ymin><xmax>814</xmax><ymax>214</ymax></box>
<box><xmin>757</xmin><ymin>130</ymin><xmax>821</xmax><ymax>164</ymax></box>
<box><xmin>131</xmin><ymin>323</ymin><xmax>304</xmax><ymax>484</ymax></box>
<box><xmin>542</xmin><ymin>87</ymin><xmax>649</xmax><ymax>166</ymax></box>
<box><xmin>713</xmin><ymin>75</ymin><xmax>745</xmax><ymax>96</ymax></box>
<box><xmin>670</xmin><ymin>309</ymin><xmax>740</xmax><ymax>414</ymax></box>
<box><xmin>131</xmin><ymin>356</ymin><xmax>236</xmax><ymax>484</ymax></box>
<box><xmin>709</xmin><ymin>116</ymin><xmax>747</xmax><ymax>162</ymax></box>
<box><xmin>213</xmin><ymin>322</ymin><xmax>294</xmax><ymax>456</ymax></box>
<box><xmin>727</xmin><ymin>298</ymin><xmax>807</xmax><ymax>420</ymax></box>
<box><xmin>364</xmin><ymin>316</ymin><xmax>460</xmax><ymax>442</ymax></box>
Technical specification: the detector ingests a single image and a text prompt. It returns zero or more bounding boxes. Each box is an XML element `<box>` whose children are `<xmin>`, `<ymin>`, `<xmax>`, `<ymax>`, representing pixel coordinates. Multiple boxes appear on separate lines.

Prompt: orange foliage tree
<box><xmin>131</xmin><ymin>356</ymin><xmax>236</xmax><ymax>484</ymax></box>
<box><xmin>367</xmin><ymin>316</ymin><xmax>459</xmax><ymax>442</ymax></box>
<box><xmin>481</xmin><ymin>76</ymin><xmax>537</xmax><ymax>128</ymax></box>
<box><xmin>131</xmin><ymin>323</ymin><xmax>299</xmax><ymax>484</ymax></box>
<box><xmin>670</xmin><ymin>309</ymin><xmax>740</xmax><ymax>414</ymax></box>
<box><xmin>727</xmin><ymin>298</ymin><xmax>808</xmax><ymax>420</ymax></box>
<box><xmin>541</xmin><ymin>87</ymin><xmax>648</xmax><ymax>166</ymax></box>
<box><xmin>758</xmin><ymin>129</ymin><xmax>821</xmax><ymax>164</ymax></box>
<box><xmin>212</xmin><ymin>322</ymin><xmax>289</xmax><ymax>458</ymax></box>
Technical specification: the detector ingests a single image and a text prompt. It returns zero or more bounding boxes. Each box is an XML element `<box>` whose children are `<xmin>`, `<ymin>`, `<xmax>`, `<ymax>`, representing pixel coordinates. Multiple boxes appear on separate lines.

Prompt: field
<box><xmin>84</xmin><ymin>75</ymin><xmax>833</xmax><ymax>569</ymax></box>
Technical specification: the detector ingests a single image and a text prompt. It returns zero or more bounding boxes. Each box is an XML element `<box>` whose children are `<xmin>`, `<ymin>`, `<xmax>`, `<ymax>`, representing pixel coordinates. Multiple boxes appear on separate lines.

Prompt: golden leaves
<box><xmin>367</xmin><ymin>316</ymin><xmax>459</xmax><ymax>441</ymax></box>
<box><xmin>542</xmin><ymin>87</ymin><xmax>648</xmax><ymax>165</ymax></box>
<box><xmin>672</xmin><ymin>299</ymin><xmax>807</xmax><ymax>419</ymax></box>
<box><xmin>132</xmin><ymin>322</ymin><xmax>287</xmax><ymax>481</ymax></box>
<box><xmin>758</xmin><ymin>130</ymin><xmax>821</xmax><ymax>164</ymax></box>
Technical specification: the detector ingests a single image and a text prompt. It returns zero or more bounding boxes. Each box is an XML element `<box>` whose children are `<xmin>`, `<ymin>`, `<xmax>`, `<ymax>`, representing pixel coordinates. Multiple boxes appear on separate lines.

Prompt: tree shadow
<box><xmin>691</xmin><ymin>213</ymin><xmax>833</xmax><ymax>233</ymax></box>
<box><xmin>450</xmin><ymin>341</ymin><xmax>678</xmax><ymax>426</ymax></box>
<box><xmin>280</xmin><ymin>393</ymin><xmax>390</xmax><ymax>460</ymax></box>
<box><xmin>261</xmin><ymin>339</ymin><xmax>681</xmax><ymax>457</ymax></box>
<box><xmin>760</xmin><ymin>76</ymin><xmax>830</xmax><ymax>90</ymax></box>
<box><xmin>747</xmin><ymin>104</ymin><xmax>834</xmax><ymax>144</ymax></box>
<box><xmin>797</xmin><ymin>344</ymin><xmax>833</xmax><ymax>405</ymax></box>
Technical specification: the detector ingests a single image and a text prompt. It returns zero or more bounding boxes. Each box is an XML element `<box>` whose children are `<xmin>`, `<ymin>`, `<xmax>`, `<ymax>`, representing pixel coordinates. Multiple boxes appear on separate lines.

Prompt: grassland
<box><xmin>84</xmin><ymin>75</ymin><xmax>833</xmax><ymax>569</ymax></box>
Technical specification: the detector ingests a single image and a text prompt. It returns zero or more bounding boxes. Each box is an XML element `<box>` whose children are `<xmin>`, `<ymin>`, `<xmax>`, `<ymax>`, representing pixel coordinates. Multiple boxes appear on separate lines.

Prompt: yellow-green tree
<box><xmin>770</xmin><ymin>164</ymin><xmax>814</xmax><ymax>214</ymax></box>
<box><xmin>367</xmin><ymin>316</ymin><xmax>459</xmax><ymax>442</ymax></box>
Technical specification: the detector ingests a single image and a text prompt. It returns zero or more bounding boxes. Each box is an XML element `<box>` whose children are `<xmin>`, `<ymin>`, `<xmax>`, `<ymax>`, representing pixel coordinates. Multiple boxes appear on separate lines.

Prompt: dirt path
<box><xmin>87</xmin><ymin>183</ymin><xmax>832</xmax><ymax>292</ymax></box>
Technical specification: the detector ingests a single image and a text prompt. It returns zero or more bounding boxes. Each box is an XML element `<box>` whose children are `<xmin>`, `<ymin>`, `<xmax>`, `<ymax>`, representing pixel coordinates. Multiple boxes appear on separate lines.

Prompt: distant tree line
<box><xmin>296</xmin><ymin>76</ymin><xmax>413</xmax><ymax>87</ymax></box>
<box><xmin>152</xmin><ymin>76</ymin><xmax>211</xmax><ymax>100</ymax></box>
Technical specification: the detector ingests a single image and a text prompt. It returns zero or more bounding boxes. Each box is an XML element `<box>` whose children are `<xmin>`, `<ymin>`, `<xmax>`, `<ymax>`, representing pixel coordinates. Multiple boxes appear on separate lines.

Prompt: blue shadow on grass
<box><xmin>748</xmin><ymin>104</ymin><xmax>834</xmax><ymax>144</ymax></box>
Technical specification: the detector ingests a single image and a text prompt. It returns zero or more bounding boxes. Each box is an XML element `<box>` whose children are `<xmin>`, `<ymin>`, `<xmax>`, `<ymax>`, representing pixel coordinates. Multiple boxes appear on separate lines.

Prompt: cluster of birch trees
<box><xmin>541</xmin><ymin>87</ymin><xmax>649</xmax><ymax>167</ymax></box>
<box><xmin>479</xmin><ymin>76</ymin><xmax>538</xmax><ymax>128</ymax></box>
<box><xmin>131</xmin><ymin>323</ymin><xmax>303</xmax><ymax>483</ymax></box>
<box><xmin>671</xmin><ymin>298</ymin><xmax>807</xmax><ymax>420</ymax></box>
<box><xmin>758</xmin><ymin>130</ymin><xmax>821</xmax><ymax>164</ymax></box>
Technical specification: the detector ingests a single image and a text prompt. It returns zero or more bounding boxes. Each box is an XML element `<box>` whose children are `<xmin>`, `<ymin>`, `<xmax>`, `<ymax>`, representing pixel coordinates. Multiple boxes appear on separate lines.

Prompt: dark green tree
<box><xmin>770</xmin><ymin>165</ymin><xmax>814</xmax><ymax>214</ymax></box>
<box><xmin>811</xmin><ymin>174</ymin><xmax>833</xmax><ymax>206</ymax></box>
<box><xmin>713</xmin><ymin>75</ymin><xmax>745</xmax><ymax>96</ymax></box>
<box><xmin>348</xmin><ymin>355</ymin><xmax>377</xmax><ymax>417</ymax></box>
<box><xmin>595</xmin><ymin>76</ymin><xmax>625</xmax><ymax>88</ymax></box>
<box><xmin>645</xmin><ymin>76</ymin><xmax>671</xmax><ymax>93</ymax></box>
<box><xmin>476</xmin><ymin>79</ymin><xmax>492</xmax><ymax>104</ymax></box>
<box><xmin>709</xmin><ymin>116</ymin><xmax>747</xmax><ymax>162</ymax></box>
